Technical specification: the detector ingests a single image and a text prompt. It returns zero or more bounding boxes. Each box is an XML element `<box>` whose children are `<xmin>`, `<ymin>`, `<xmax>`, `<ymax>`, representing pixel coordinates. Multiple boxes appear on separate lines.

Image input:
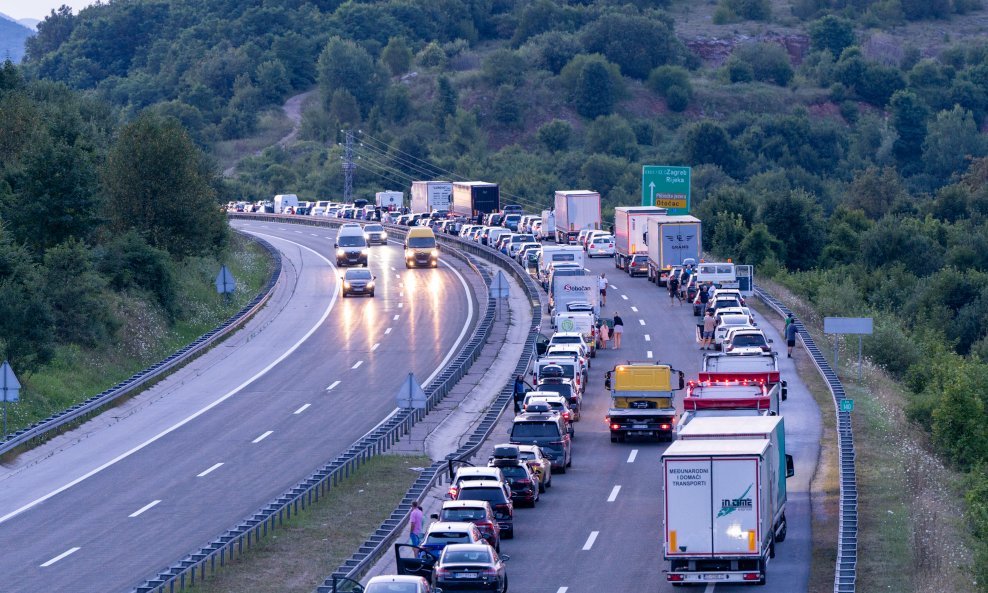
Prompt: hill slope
<box><xmin>0</xmin><ymin>14</ymin><xmax>32</xmax><ymax>63</ymax></box>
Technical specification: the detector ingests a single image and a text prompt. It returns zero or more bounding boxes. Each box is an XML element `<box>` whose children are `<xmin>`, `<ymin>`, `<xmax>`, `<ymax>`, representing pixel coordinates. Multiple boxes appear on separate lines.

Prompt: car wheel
<box><xmin>503</xmin><ymin>576</ymin><xmax>509</xmax><ymax>593</ymax></box>
<box><xmin>342</xmin><ymin>292</ymin><xmax>348</xmax><ymax>298</ymax></box>
<box><xmin>566</xmin><ymin>457</ymin><xmax>572</xmax><ymax>468</ymax></box>
<box><xmin>370</xmin><ymin>290</ymin><xmax>375</xmax><ymax>297</ymax></box>
<box><xmin>539</xmin><ymin>480</ymin><xmax>546</xmax><ymax>493</ymax></box>
<box><xmin>547</xmin><ymin>475</ymin><xmax>552</xmax><ymax>488</ymax></box>
<box><xmin>557</xmin><ymin>465</ymin><xmax>566</xmax><ymax>475</ymax></box>
<box><xmin>505</xmin><ymin>529</ymin><xmax>514</xmax><ymax>539</ymax></box>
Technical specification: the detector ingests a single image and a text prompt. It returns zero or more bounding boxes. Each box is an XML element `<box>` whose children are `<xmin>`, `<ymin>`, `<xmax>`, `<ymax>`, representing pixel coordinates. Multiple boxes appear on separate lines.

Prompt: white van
<box><xmin>273</xmin><ymin>194</ymin><xmax>299</xmax><ymax>213</ymax></box>
<box><xmin>538</xmin><ymin>245</ymin><xmax>585</xmax><ymax>280</ymax></box>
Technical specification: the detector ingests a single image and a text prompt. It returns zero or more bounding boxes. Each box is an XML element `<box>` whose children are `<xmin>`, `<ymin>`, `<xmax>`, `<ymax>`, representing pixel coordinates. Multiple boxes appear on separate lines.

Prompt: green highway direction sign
<box><xmin>642</xmin><ymin>165</ymin><xmax>691</xmax><ymax>215</ymax></box>
<box><xmin>839</xmin><ymin>399</ymin><xmax>854</xmax><ymax>413</ymax></box>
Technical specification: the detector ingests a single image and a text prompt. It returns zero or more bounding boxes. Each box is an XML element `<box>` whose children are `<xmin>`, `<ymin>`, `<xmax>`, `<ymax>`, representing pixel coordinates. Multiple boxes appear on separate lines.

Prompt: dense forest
<box><xmin>9</xmin><ymin>0</ymin><xmax>988</xmax><ymax>587</ymax></box>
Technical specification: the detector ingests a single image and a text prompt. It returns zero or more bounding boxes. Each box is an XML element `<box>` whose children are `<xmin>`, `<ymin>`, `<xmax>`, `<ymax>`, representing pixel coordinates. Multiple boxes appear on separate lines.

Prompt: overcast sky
<box><xmin>2</xmin><ymin>1</ymin><xmax>96</xmax><ymax>21</ymax></box>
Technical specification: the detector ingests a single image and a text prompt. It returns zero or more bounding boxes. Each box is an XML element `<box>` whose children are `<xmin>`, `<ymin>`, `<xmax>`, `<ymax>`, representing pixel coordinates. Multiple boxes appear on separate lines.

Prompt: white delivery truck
<box><xmin>273</xmin><ymin>194</ymin><xmax>299</xmax><ymax>213</ymax></box>
<box><xmin>541</xmin><ymin>209</ymin><xmax>556</xmax><ymax>242</ymax></box>
<box><xmin>644</xmin><ymin>214</ymin><xmax>702</xmax><ymax>285</ymax></box>
<box><xmin>538</xmin><ymin>245</ymin><xmax>585</xmax><ymax>283</ymax></box>
<box><xmin>549</xmin><ymin>272</ymin><xmax>599</xmax><ymax>316</ymax></box>
<box><xmin>663</xmin><ymin>435</ymin><xmax>793</xmax><ymax>586</ymax></box>
<box><xmin>410</xmin><ymin>181</ymin><xmax>453</xmax><ymax>213</ymax></box>
<box><xmin>554</xmin><ymin>190</ymin><xmax>601</xmax><ymax>244</ymax></box>
<box><xmin>375</xmin><ymin>191</ymin><xmax>403</xmax><ymax>210</ymax></box>
<box><xmin>613</xmin><ymin>206</ymin><xmax>666</xmax><ymax>270</ymax></box>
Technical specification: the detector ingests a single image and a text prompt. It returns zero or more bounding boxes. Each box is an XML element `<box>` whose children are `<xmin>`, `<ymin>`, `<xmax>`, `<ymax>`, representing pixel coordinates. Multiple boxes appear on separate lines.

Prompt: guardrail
<box><xmin>0</xmin><ymin>234</ymin><xmax>283</xmax><ymax>458</ymax></box>
<box><xmin>754</xmin><ymin>286</ymin><xmax>856</xmax><ymax>593</ymax></box>
<box><xmin>133</xmin><ymin>214</ymin><xmax>500</xmax><ymax>593</ymax></box>
<box><xmin>319</xmin><ymin>226</ymin><xmax>546</xmax><ymax>589</ymax></box>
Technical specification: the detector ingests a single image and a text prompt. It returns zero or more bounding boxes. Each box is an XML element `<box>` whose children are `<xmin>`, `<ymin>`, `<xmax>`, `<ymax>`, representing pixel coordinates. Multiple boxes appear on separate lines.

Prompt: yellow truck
<box><xmin>604</xmin><ymin>362</ymin><xmax>684</xmax><ymax>443</ymax></box>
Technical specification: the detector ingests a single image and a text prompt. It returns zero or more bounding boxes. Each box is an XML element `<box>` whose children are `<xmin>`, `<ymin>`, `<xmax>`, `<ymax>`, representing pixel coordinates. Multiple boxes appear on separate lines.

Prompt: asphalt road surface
<box><xmin>0</xmin><ymin>220</ymin><xmax>477</xmax><ymax>593</ymax></box>
<box><xmin>494</xmin><ymin>253</ymin><xmax>822</xmax><ymax>593</ymax></box>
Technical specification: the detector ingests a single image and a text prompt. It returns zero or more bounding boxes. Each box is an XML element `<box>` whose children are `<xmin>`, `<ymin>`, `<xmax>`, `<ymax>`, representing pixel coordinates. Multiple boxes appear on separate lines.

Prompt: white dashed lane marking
<box><xmin>607</xmin><ymin>486</ymin><xmax>621</xmax><ymax>502</ymax></box>
<box><xmin>294</xmin><ymin>404</ymin><xmax>311</xmax><ymax>414</ymax></box>
<box><xmin>582</xmin><ymin>531</ymin><xmax>599</xmax><ymax>550</ymax></box>
<box><xmin>627</xmin><ymin>449</ymin><xmax>638</xmax><ymax>463</ymax></box>
<box><xmin>40</xmin><ymin>547</ymin><xmax>80</xmax><ymax>567</ymax></box>
<box><xmin>128</xmin><ymin>500</ymin><xmax>160</xmax><ymax>518</ymax></box>
<box><xmin>197</xmin><ymin>463</ymin><xmax>223</xmax><ymax>478</ymax></box>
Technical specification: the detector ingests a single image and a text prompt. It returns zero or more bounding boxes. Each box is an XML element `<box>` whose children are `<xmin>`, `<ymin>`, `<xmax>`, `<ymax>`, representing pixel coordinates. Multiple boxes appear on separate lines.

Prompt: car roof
<box><xmin>442</xmin><ymin>499</ymin><xmax>492</xmax><ymax>509</ymax></box>
<box><xmin>427</xmin><ymin>521</ymin><xmax>479</xmax><ymax>532</ymax></box>
<box><xmin>719</xmin><ymin>315</ymin><xmax>751</xmax><ymax>324</ymax></box>
<box><xmin>366</xmin><ymin>575</ymin><xmax>429</xmax><ymax>584</ymax></box>
<box><xmin>551</xmin><ymin>332</ymin><xmax>584</xmax><ymax>339</ymax></box>
<box><xmin>456</xmin><ymin>466</ymin><xmax>502</xmax><ymax>476</ymax></box>
<box><xmin>458</xmin><ymin>479</ymin><xmax>507</xmax><ymax>488</ymax></box>
<box><xmin>441</xmin><ymin>543</ymin><xmax>493</xmax><ymax>553</ymax></box>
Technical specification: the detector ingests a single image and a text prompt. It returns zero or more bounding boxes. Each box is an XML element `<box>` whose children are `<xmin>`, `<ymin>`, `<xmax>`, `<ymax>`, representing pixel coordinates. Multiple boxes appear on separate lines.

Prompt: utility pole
<box><xmin>342</xmin><ymin>129</ymin><xmax>355</xmax><ymax>203</ymax></box>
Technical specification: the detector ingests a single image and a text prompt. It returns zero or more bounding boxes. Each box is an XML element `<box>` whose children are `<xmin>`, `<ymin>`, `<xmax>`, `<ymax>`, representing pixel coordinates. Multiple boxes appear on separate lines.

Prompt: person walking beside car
<box><xmin>598</xmin><ymin>320</ymin><xmax>610</xmax><ymax>351</ymax></box>
<box><xmin>701</xmin><ymin>310</ymin><xmax>716</xmax><ymax>350</ymax></box>
<box><xmin>409</xmin><ymin>501</ymin><xmax>425</xmax><ymax>547</ymax></box>
<box><xmin>786</xmin><ymin>316</ymin><xmax>799</xmax><ymax>358</ymax></box>
<box><xmin>598</xmin><ymin>273</ymin><xmax>608</xmax><ymax>306</ymax></box>
<box><xmin>513</xmin><ymin>375</ymin><xmax>529</xmax><ymax>413</ymax></box>
<box><xmin>612</xmin><ymin>313</ymin><xmax>624</xmax><ymax>349</ymax></box>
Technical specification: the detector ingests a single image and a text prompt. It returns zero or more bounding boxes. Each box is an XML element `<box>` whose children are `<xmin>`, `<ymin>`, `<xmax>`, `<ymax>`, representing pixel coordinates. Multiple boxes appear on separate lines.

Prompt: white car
<box><xmin>587</xmin><ymin>234</ymin><xmax>615</xmax><ymax>257</ymax></box>
<box><xmin>714</xmin><ymin>315</ymin><xmax>754</xmax><ymax>349</ymax></box>
<box><xmin>715</xmin><ymin>306</ymin><xmax>756</xmax><ymax>326</ymax></box>
<box><xmin>723</xmin><ymin>327</ymin><xmax>772</xmax><ymax>354</ymax></box>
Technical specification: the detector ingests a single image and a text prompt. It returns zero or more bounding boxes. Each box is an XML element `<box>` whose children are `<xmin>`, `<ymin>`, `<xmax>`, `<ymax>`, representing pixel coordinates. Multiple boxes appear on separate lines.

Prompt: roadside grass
<box><xmin>186</xmin><ymin>454</ymin><xmax>431</xmax><ymax>593</ymax></box>
<box><xmin>214</xmin><ymin>108</ymin><xmax>293</xmax><ymax>175</ymax></box>
<box><xmin>756</xmin><ymin>278</ymin><xmax>977</xmax><ymax>593</ymax></box>
<box><xmin>4</xmin><ymin>233</ymin><xmax>271</xmax><ymax>438</ymax></box>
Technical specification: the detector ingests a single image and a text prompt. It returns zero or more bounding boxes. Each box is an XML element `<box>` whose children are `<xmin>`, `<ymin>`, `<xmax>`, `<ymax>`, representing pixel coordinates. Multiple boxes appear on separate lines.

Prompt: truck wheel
<box><xmin>769</xmin><ymin>537</ymin><xmax>776</xmax><ymax>558</ymax></box>
<box><xmin>776</xmin><ymin>514</ymin><xmax>788</xmax><ymax>542</ymax></box>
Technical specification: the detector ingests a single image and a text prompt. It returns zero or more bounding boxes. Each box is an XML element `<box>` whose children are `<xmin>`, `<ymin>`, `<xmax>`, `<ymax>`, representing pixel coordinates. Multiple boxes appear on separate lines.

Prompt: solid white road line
<box><xmin>607</xmin><ymin>485</ymin><xmax>621</xmax><ymax>502</ymax></box>
<box><xmin>557</xmin><ymin>588</ymin><xmax>569</xmax><ymax>593</ymax></box>
<box><xmin>621</xmin><ymin>294</ymin><xmax>628</xmax><ymax>300</ymax></box>
<box><xmin>610</xmin><ymin>284</ymin><xmax>617</xmax><ymax>289</ymax></box>
<box><xmin>393</xmin><ymin>314</ymin><xmax>400</xmax><ymax>321</ymax></box>
<box><xmin>583</xmin><ymin>267</ymin><xmax>591</xmax><ymax>272</ymax></box>
<box><xmin>639</xmin><ymin>319</ymin><xmax>646</xmax><ymax>326</ymax></box>
<box><xmin>631</xmin><ymin>306</ymin><xmax>638</xmax><ymax>312</ymax></box>
<box><xmin>293</xmin><ymin>403</ymin><xmax>311</xmax><ymax>414</ymax></box>
<box><xmin>391</xmin><ymin>266</ymin><xmax>396</xmax><ymax>271</ymax></box>
<box><xmin>197</xmin><ymin>463</ymin><xmax>223</xmax><ymax>478</ymax></box>
<box><xmin>705</xmin><ymin>584</ymin><xmax>717</xmax><ymax>593</ymax></box>
<box><xmin>0</xmin><ymin>233</ymin><xmax>342</xmax><ymax>527</ymax></box>
<box><xmin>128</xmin><ymin>500</ymin><xmax>161</xmax><ymax>518</ymax></box>
<box><xmin>647</xmin><ymin>351</ymin><xmax>653</xmax><ymax>359</ymax></box>
<box><xmin>371</xmin><ymin>343</ymin><xmax>380</xmax><ymax>351</ymax></box>
<box><xmin>326</xmin><ymin>380</ymin><xmax>341</xmax><ymax>391</ymax></box>
<box><xmin>352</xmin><ymin>360</ymin><xmax>363</xmax><ymax>369</ymax></box>
<box><xmin>41</xmin><ymin>547</ymin><xmax>80</xmax><ymax>567</ymax></box>
<box><xmin>644</xmin><ymin>334</ymin><xmax>651</xmax><ymax>342</ymax></box>
<box><xmin>127</xmin><ymin>500</ymin><xmax>161</xmax><ymax>517</ymax></box>
<box><xmin>582</xmin><ymin>531</ymin><xmax>599</xmax><ymax>550</ymax></box>
<box><xmin>627</xmin><ymin>449</ymin><xmax>638</xmax><ymax>463</ymax></box>
<box><xmin>252</xmin><ymin>431</ymin><xmax>273</xmax><ymax>444</ymax></box>
<box><xmin>385</xmin><ymin>328</ymin><xmax>392</xmax><ymax>335</ymax></box>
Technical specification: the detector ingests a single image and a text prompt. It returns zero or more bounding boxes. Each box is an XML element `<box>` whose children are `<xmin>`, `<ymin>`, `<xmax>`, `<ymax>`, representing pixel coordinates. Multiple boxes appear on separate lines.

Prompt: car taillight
<box><xmin>436</xmin><ymin>567</ymin><xmax>452</xmax><ymax>578</ymax></box>
<box><xmin>610</xmin><ymin>423</ymin><xmax>620</xmax><ymax>430</ymax></box>
<box><xmin>667</xmin><ymin>574</ymin><xmax>685</xmax><ymax>582</ymax></box>
<box><xmin>743</xmin><ymin>573</ymin><xmax>761</xmax><ymax>581</ymax></box>
<box><xmin>762</xmin><ymin>345</ymin><xmax>771</xmax><ymax>352</ymax></box>
<box><xmin>481</xmin><ymin>568</ymin><xmax>497</xmax><ymax>576</ymax></box>
<box><xmin>563</xmin><ymin>411</ymin><xmax>571</xmax><ymax>420</ymax></box>
<box><xmin>726</xmin><ymin>345</ymin><xmax>734</xmax><ymax>351</ymax></box>
<box><xmin>660</xmin><ymin>423</ymin><xmax>671</xmax><ymax>430</ymax></box>
<box><xmin>448</xmin><ymin>485</ymin><xmax>458</xmax><ymax>498</ymax></box>
<box><xmin>517</xmin><ymin>478</ymin><xmax>532</xmax><ymax>485</ymax></box>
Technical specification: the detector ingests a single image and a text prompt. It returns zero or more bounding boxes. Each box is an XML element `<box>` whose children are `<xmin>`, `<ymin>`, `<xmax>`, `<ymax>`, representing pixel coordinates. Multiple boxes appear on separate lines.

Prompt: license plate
<box><xmin>457</xmin><ymin>572</ymin><xmax>478</xmax><ymax>578</ymax></box>
<box><xmin>633</xmin><ymin>424</ymin><xmax>649</xmax><ymax>429</ymax></box>
<box><xmin>704</xmin><ymin>574</ymin><xmax>728</xmax><ymax>580</ymax></box>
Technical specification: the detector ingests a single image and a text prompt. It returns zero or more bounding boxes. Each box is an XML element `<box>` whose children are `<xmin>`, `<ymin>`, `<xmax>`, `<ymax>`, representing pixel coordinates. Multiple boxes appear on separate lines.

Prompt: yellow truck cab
<box><xmin>405</xmin><ymin>227</ymin><xmax>439</xmax><ymax>268</ymax></box>
<box><xmin>604</xmin><ymin>362</ymin><xmax>684</xmax><ymax>443</ymax></box>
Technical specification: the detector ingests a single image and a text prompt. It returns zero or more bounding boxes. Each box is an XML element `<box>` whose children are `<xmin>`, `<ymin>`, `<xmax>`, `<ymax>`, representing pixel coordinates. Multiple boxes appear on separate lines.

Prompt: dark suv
<box><xmin>488</xmin><ymin>445</ymin><xmax>540</xmax><ymax>507</ymax></box>
<box><xmin>509</xmin><ymin>406</ymin><xmax>572</xmax><ymax>473</ymax></box>
<box><xmin>455</xmin><ymin>480</ymin><xmax>515</xmax><ymax>539</ymax></box>
<box><xmin>439</xmin><ymin>500</ymin><xmax>501</xmax><ymax>552</ymax></box>
<box><xmin>534</xmin><ymin>378</ymin><xmax>581</xmax><ymax>421</ymax></box>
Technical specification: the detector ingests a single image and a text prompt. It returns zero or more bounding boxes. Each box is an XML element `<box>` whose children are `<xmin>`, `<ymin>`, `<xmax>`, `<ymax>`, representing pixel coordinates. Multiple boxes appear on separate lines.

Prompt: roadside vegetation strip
<box><xmin>183</xmin><ymin>455</ymin><xmax>431</xmax><ymax>593</ymax></box>
<box><xmin>755</xmin><ymin>279</ymin><xmax>977</xmax><ymax>593</ymax></box>
<box><xmin>0</xmin><ymin>233</ymin><xmax>278</xmax><ymax>458</ymax></box>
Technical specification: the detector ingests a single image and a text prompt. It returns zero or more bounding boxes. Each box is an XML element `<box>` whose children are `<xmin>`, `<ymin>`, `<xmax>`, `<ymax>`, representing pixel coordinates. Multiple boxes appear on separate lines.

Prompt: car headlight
<box><xmin>430</xmin><ymin>249</ymin><xmax>439</xmax><ymax>257</ymax></box>
<box><xmin>336</xmin><ymin>248</ymin><xmax>344</xmax><ymax>257</ymax></box>
<box><xmin>405</xmin><ymin>249</ymin><xmax>413</xmax><ymax>258</ymax></box>
<box><xmin>381</xmin><ymin>232</ymin><xmax>388</xmax><ymax>239</ymax></box>
<box><xmin>343</xmin><ymin>281</ymin><xmax>350</xmax><ymax>289</ymax></box>
<box><xmin>360</xmin><ymin>248</ymin><xmax>368</xmax><ymax>255</ymax></box>
<box><xmin>364</xmin><ymin>233</ymin><xmax>370</xmax><ymax>240</ymax></box>
<box><xmin>367</xmin><ymin>281</ymin><xmax>375</xmax><ymax>289</ymax></box>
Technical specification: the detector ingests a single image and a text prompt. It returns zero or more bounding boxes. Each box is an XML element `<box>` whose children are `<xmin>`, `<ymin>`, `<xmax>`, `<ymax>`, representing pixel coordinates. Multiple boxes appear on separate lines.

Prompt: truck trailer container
<box><xmin>452</xmin><ymin>181</ymin><xmax>500</xmax><ymax>221</ymax></box>
<box><xmin>613</xmin><ymin>206</ymin><xmax>666</xmax><ymax>270</ymax></box>
<box><xmin>540</xmin><ymin>209</ymin><xmax>556</xmax><ymax>242</ymax></box>
<box><xmin>604</xmin><ymin>362</ymin><xmax>684</xmax><ymax>442</ymax></box>
<box><xmin>645</xmin><ymin>214</ymin><xmax>702</xmax><ymax>286</ymax></box>
<box><xmin>554</xmin><ymin>190</ymin><xmax>601</xmax><ymax>244</ymax></box>
<box><xmin>375</xmin><ymin>191</ymin><xmax>404</xmax><ymax>210</ymax></box>
<box><xmin>410</xmin><ymin>181</ymin><xmax>453</xmax><ymax>213</ymax></box>
<box><xmin>662</xmin><ymin>435</ymin><xmax>792</xmax><ymax>586</ymax></box>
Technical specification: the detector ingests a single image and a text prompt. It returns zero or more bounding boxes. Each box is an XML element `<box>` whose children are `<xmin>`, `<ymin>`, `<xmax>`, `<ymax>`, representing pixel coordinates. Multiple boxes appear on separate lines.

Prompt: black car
<box><xmin>488</xmin><ymin>445</ymin><xmax>539</xmax><ymax>507</ymax></box>
<box><xmin>628</xmin><ymin>254</ymin><xmax>649</xmax><ymax>277</ymax></box>
<box><xmin>509</xmin><ymin>406</ymin><xmax>572</xmax><ymax>473</ymax></box>
<box><xmin>342</xmin><ymin>268</ymin><xmax>376</xmax><ymax>297</ymax></box>
<box><xmin>434</xmin><ymin>544</ymin><xmax>508</xmax><ymax>593</ymax></box>
<box><xmin>456</xmin><ymin>481</ymin><xmax>515</xmax><ymax>539</ymax></box>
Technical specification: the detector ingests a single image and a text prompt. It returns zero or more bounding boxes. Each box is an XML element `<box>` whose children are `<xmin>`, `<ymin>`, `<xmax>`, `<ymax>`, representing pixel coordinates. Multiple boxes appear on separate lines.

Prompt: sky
<box><xmin>1</xmin><ymin>0</ymin><xmax>96</xmax><ymax>21</ymax></box>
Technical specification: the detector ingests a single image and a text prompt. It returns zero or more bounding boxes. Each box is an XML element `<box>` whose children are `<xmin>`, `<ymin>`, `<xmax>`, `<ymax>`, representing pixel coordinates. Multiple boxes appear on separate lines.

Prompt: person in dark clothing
<box><xmin>668</xmin><ymin>276</ymin><xmax>681</xmax><ymax>305</ymax></box>
<box><xmin>612</xmin><ymin>313</ymin><xmax>624</xmax><ymax>349</ymax></box>
<box><xmin>513</xmin><ymin>374</ymin><xmax>529</xmax><ymax>413</ymax></box>
<box><xmin>785</xmin><ymin>317</ymin><xmax>798</xmax><ymax>358</ymax></box>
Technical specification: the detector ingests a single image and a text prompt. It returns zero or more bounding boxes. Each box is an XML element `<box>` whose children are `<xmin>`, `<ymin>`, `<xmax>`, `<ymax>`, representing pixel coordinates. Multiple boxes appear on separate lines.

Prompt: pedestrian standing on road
<box><xmin>513</xmin><ymin>374</ymin><xmax>528</xmax><ymax>413</ymax></box>
<box><xmin>612</xmin><ymin>312</ymin><xmax>624</xmax><ymax>349</ymax></box>
<box><xmin>701</xmin><ymin>310</ymin><xmax>716</xmax><ymax>350</ymax></box>
<box><xmin>786</xmin><ymin>317</ymin><xmax>799</xmax><ymax>358</ymax></box>
<box><xmin>409</xmin><ymin>501</ymin><xmax>425</xmax><ymax>547</ymax></box>
<box><xmin>669</xmin><ymin>275</ymin><xmax>681</xmax><ymax>305</ymax></box>
<box><xmin>784</xmin><ymin>312</ymin><xmax>794</xmax><ymax>334</ymax></box>
<box><xmin>598</xmin><ymin>320</ymin><xmax>610</xmax><ymax>351</ymax></box>
<box><xmin>598</xmin><ymin>273</ymin><xmax>608</xmax><ymax>306</ymax></box>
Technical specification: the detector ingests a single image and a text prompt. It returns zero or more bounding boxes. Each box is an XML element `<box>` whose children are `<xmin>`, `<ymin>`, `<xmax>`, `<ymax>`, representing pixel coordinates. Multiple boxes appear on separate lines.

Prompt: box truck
<box><xmin>663</xmin><ymin>435</ymin><xmax>793</xmax><ymax>586</ymax></box>
<box><xmin>410</xmin><ymin>181</ymin><xmax>453</xmax><ymax>213</ymax></box>
<box><xmin>375</xmin><ymin>191</ymin><xmax>403</xmax><ymax>210</ymax></box>
<box><xmin>613</xmin><ymin>206</ymin><xmax>666</xmax><ymax>270</ymax></box>
<box><xmin>452</xmin><ymin>181</ymin><xmax>500</xmax><ymax>221</ymax></box>
<box><xmin>645</xmin><ymin>214</ymin><xmax>702</xmax><ymax>285</ymax></box>
<box><xmin>549</xmin><ymin>271</ymin><xmax>598</xmax><ymax>317</ymax></box>
<box><xmin>604</xmin><ymin>362</ymin><xmax>684</xmax><ymax>442</ymax></box>
<box><xmin>273</xmin><ymin>194</ymin><xmax>299</xmax><ymax>213</ymax></box>
<box><xmin>554</xmin><ymin>191</ymin><xmax>601</xmax><ymax>244</ymax></box>
<box><xmin>540</xmin><ymin>209</ymin><xmax>556</xmax><ymax>241</ymax></box>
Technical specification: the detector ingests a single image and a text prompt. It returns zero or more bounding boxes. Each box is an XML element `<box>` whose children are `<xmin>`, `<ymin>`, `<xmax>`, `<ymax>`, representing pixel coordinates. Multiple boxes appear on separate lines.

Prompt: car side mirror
<box><xmin>785</xmin><ymin>454</ymin><xmax>795</xmax><ymax>478</ymax></box>
<box><xmin>373</xmin><ymin>275</ymin><xmax>377</xmax><ymax>280</ymax></box>
<box><xmin>677</xmin><ymin>370</ymin><xmax>685</xmax><ymax>390</ymax></box>
<box><xmin>501</xmin><ymin>554</ymin><xmax>511</xmax><ymax>562</ymax></box>
<box><xmin>333</xmin><ymin>243</ymin><xmax>338</xmax><ymax>248</ymax></box>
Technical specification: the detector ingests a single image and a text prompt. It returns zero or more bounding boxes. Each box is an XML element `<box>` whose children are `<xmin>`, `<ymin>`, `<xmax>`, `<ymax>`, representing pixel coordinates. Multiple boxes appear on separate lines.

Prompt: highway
<box><xmin>0</xmin><ymin>220</ymin><xmax>478</xmax><ymax>593</ymax></box>
<box><xmin>493</xmin><ymin>253</ymin><xmax>822</xmax><ymax>593</ymax></box>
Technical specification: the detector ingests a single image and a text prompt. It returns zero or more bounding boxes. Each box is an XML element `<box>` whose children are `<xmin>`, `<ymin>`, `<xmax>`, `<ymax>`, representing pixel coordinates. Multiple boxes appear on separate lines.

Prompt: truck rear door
<box><xmin>711</xmin><ymin>457</ymin><xmax>761</xmax><ymax>556</ymax></box>
<box><xmin>664</xmin><ymin>457</ymin><xmax>713</xmax><ymax>556</ymax></box>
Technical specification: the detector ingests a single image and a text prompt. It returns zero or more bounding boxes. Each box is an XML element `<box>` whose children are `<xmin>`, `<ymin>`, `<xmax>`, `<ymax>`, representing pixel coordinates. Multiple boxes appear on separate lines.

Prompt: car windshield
<box><xmin>338</xmin><ymin>235</ymin><xmax>365</xmax><ymax>247</ymax></box>
<box><xmin>513</xmin><ymin>235</ymin><xmax>535</xmax><ymax>242</ymax></box>
<box><xmin>732</xmin><ymin>334</ymin><xmax>767</xmax><ymax>347</ymax></box>
<box><xmin>499</xmin><ymin>465</ymin><xmax>527</xmax><ymax>479</ymax></box>
<box><xmin>442</xmin><ymin>549</ymin><xmax>493</xmax><ymax>564</ymax></box>
<box><xmin>366</xmin><ymin>225</ymin><xmax>383</xmax><ymax>231</ymax></box>
<box><xmin>539</xmin><ymin>365</ymin><xmax>574</xmax><ymax>379</ymax></box>
<box><xmin>407</xmin><ymin>237</ymin><xmax>436</xmax><ymax>248</ymax></box>
<box><xmin>365</xmin><ymin>583</ymin><xmax>420</xmax><ymax>593</ymax></box>
<box><xmin>347</xmin><ymin>270</ymin><xmax>372</xmax><ymax>280</ymax></box>
<box><xmin>442</xmin><ymin>508</ymin><xmax>486</xmax><ymax>521</ymax></box>
<box><xmin>426</xmin><ymin>532</ymin><xmax>471</xmax><ymax>545</ymax></box>
<box><xmin>511</xmin><ymin>421</ymin><xmax>561</xmax><ymax>439</ymax></box>
<box><xmin>632</xmin><ymin>256</ymin><xmax>647</xmax><ymax>263</ymax></box>
<box><xmin>459</xmin><ymin>487</ymin><xmax>506</xmax><ymax>504</ymax></box>
<box><xmin>535</xmin><ymin>383</ymin><xmax>573</xmax><ymax>400</ymax></box>
<box><xmin>552</xmin><ymin>337</ymin><xmax>580</xmax><ymax>344</ymax></box>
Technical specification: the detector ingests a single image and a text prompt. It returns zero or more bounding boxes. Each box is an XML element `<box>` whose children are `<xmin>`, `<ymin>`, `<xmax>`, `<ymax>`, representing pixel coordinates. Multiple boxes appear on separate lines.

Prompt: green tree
<box><xmin>493</xmin><ymin>85</ymin><xmax>521</xmax><ymax>126</ymax></box>
<box><xmin>923</xmin><ymin>106</ymin><xmax>986</xmax><ymax>181</ymax></box>
<box><xmin>102</xmin><ymin>114</ymin><xmax>226</xmax><ymax>257</ymax></box>
<box><xmin>96</xmin><ymin>230</ymin><xmax>176</xmax><ymax>316</ymax></box>
<box><xmin>574</xmin><ymin>59</ymin><xmax>616</xmax><ymax>118</ymax></box>
<box><xmin>580</xmin><ymin>13</ymin><xmax>683</xmax><ymax>79</ymax></box>
<box><xmin>585</xmin><ymin>115</ymin><xmax>638</xmax><ymax>159</ymax></box>
<box><xmin>808</xmin><ymin>15</ymin><xmax>856</xmax><ymax>58</ymax></box>
<box><xmin>329</xmin><ymin>89</ymin><xmax>360</xmax><ymax>126</ymax></box>
<box><xmin>380</xmin><ymin>84</ymin><xmax>411</xmax><ymax>124</ymax></box>
<box><xmin>845</xmin><ymin>166</ymin><xmax>909</xmax><ymax>220</ymax></box>
<box><xmin>714</xmin><ymin>0</ymin><xmax>771</xmax><ymax>22</ymax></box>
<box><xmin>255</xmin><ymin>60</ymin><xmax>291</xmax><ymax>105</ymax></box>
<box><xmin>724</xmin><ymin>42</ymin><xmax>794</xmax><ymax>86</ymax></box>
<box><xmin>381</xmin><ymin>37</ymin><xmax>413</xmax><ymax>77</ymax></box>
<box><xmin>44</xmin><ymin>239</ymin><xmax>115</xmax><ymax>346</ymax></box>
<box><xmin>0</xmin><ymin>232</ymin><xmax>55</xmax><ymax>371</ymax></box>
<box><xmin>317</xmin><ymin>37</ymin><xmax>380</xmax><ymax>114</ymax></box>
<box><xmin>890</xmin><ymin>90</ymin><xmax>929</xmax><ymax>171</ymax></box>
<box><xmin>647</xmin><ymin>65</ymin><xmax>693</xmax><ymax>111</ymax></box>
<box><xmin>433</xmin><ymin>75</ymin><xmax>457</xmax><ymax>130</ymax></box>
<box><xmin>711</xmin><ymin>211</ymin><xmax>748</xmax><ymax>256</ymax></box>
<box><xmin>537</xmin><ymin>119</ymin><xmax>572</xmax><ymax>152</ymax></box>
<box><xmin>932</xmin><ymin>362</ymin><xmax>988</xmax><ymax>470</ymax></box>
<box><xmin>579</xmin><ymin>154</ymin><xmax>630</xmax><ymax>195</ymax></box>
<box><xmin>417</xmin><ymin>41</ymin><xmax>447</xmax><ymax>69</ymax></box>
<box><xmin>758</xmin><ymin>188</ymin><xmax>826</xmax><ymax>270</ymax></box>
<box><xmin>682</xmin><ymin>122</ymin><xmax>742</xmax><ymax>177</ymax></box>
<box><xmin>483</xmin><ymin>49</ymin><xmax>526</xmax><ymax>87</ymax></box>
<box><xmin>739</xmin><ymin>223</ymin><xmax>785</xmax><ymax>266</ymax></box>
